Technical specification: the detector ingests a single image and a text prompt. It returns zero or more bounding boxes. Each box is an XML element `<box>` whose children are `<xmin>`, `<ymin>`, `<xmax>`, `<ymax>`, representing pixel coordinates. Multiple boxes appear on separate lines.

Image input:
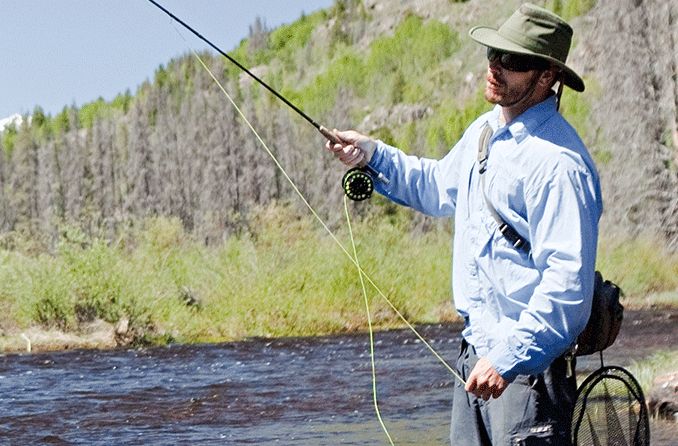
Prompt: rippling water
<box><xmin>0</xmin><ymin>324</ymin><xmax>463</xmax><ymax>445</ymax></box>
<box><xmin>0</xmin><ymin>311</ymin><xmax>675</xmax><ymax>445</ymax></box>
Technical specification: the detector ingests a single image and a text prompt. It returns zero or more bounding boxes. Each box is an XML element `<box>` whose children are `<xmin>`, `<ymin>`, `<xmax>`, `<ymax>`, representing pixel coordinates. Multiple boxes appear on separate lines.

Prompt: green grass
<box><xmin>0</xmin><ymin>207</ymin><xmax>453</xmax><ymax>347</ymax></box>
<box><xmin>286</xmin><ymin>14</ymin><xmax>459</xmax><ymax>118</ymax></box>
<box><xmin>627</xmin><ymin>349</ymin><xmax>678</xmax><ymax>395</ymax></box>
<box><xmin>549</xmin><ymin>0</ymin><xmax>597</xmax><ymax>21</ymax></box>
<box><xmin>1</xmin><ymin>208</ymin><xmax>677</xmax><ymax>349</ymax></box>
<box><xmin>597</xmin><ymin>235</ymin><xmax>678</xmax><ymax>302</ymax></box>
<box><xmin>424</xmin><ymin>89</ymin><xmax>489</xmax><ymax>156</ymax></box>
<box><xmin>364</xmin><ymin>14</ymin><xmax>459</xmax><ymax>105</ymax></box>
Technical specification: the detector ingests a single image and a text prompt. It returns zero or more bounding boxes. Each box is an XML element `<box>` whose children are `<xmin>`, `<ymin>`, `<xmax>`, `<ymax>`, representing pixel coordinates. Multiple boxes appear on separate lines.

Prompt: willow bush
<box><xmin>1</xmin><ymin>206</ymin><xmax>676</xmax><ymax>347</ymax></box>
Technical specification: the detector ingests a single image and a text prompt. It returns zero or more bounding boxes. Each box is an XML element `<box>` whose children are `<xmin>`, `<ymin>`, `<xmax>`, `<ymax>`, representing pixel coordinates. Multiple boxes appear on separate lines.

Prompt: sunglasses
<box><xmin>486</xmin><ymin>48</ymin><xmax>550</xmax><ymax>72</ymax></box>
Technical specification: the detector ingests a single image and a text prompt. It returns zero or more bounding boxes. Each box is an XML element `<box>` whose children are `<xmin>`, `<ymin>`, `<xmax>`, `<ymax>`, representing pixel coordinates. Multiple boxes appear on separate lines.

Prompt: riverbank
<box><xmin>0</xmin><ymin>210</ymin><xmax>458</xmax><ymax>350</ymax></box>
<box><xmin>1</xmin><ymin>302</ymin><xmax>675</xmax><ymax>355</ymax></box>
<box><xmin>1</xmin><ymin>211</ymin><xmax>677</xmax><ymax>352</ymax></box>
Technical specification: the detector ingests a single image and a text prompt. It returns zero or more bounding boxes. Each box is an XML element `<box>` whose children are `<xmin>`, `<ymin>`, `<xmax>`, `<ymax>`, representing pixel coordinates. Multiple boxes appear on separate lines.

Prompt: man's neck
<box><xmin>500</xmin><ymin>91</ymin><xmax>553</xmax><ymax>125</ymax></box>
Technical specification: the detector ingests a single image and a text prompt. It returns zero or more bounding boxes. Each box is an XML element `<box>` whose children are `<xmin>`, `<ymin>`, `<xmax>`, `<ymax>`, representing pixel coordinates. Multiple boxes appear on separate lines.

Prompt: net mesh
<box><xmin>572</xmin><ymin>366</ymin><xmax>650</xmax><ymax>446</ymax></box>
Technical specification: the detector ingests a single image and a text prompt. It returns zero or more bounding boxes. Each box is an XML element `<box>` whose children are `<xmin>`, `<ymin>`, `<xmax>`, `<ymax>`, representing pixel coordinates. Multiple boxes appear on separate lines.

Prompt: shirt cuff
<box><xmin>484</xmin><ymin>341</ymin><xmax>522</xmax><ymax>382</ymax></box>
<box><xmin>367</xmin><ymin>140</ymin><xmax>387</xmax><ymax>172</ymax></box>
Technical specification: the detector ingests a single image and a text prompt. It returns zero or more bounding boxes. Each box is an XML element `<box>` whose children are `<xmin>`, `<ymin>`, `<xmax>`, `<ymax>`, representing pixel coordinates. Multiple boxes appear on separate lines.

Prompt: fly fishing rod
<box><xmin>145</xmin><ymin>0</ymin><xmax>388</xmax><ymax>201</ymax></box>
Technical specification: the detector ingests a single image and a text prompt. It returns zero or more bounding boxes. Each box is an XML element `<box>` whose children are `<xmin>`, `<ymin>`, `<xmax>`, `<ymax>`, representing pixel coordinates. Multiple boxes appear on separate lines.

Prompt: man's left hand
<box><xmin>465</xmin><ymin>357</ymin><xmax>508</xmax><ymax>400</ymax></box>
<box><xmin>325</xmin><ymin>129</ymin><xmax>377</xmax><ymax>168</ymax></box>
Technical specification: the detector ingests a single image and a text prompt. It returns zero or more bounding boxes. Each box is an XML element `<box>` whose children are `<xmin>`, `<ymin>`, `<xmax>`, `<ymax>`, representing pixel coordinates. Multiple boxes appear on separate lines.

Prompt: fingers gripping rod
<box><xmin>317</xmin><ymin>127</ymin><xmax>389</xmax><ymax>185</ymax></box>
<box><xmin>145</xmin><ymin>0</ymin><xmax>388</xmax><ymax>186</ymax></box>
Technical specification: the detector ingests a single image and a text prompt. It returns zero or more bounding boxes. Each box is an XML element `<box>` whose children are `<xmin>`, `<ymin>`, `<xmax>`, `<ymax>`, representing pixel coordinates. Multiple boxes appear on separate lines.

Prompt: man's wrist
<box><xmin>361</xmin><ymin>139</ymin><xmax>377</xmax><ymax>165</ymax></box>
<box><xmin>485</xmin><ymin>341</ymin><xmax>519</xmax><ymax>382</ymax></box>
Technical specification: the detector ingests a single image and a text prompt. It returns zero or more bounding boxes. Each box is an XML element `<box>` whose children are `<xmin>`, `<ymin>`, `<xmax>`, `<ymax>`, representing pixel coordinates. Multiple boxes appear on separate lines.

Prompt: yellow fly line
<box><xmin>188</xmin><ymin>47</ymin><xmax>465</xmax><ymax>442</ymax></box>
<box><xmin>344</xmin><ymin>195</ymin><xmax>395</xmax><ymax>445</ymax></box>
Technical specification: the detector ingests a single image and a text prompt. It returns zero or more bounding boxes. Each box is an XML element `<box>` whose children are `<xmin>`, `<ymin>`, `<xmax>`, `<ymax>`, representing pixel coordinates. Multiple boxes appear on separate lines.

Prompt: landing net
<box><xmin>572</xmin><ymin>365</ymin><xmax>650</xmax><ymax>446</ymax></box>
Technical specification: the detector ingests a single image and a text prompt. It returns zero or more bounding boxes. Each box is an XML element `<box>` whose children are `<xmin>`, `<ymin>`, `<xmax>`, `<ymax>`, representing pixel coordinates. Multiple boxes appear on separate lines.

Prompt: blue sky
<box><xmin>0</xmin><ymin>0</ymin><xmax>334</xmax><ymax>119</ymax></box>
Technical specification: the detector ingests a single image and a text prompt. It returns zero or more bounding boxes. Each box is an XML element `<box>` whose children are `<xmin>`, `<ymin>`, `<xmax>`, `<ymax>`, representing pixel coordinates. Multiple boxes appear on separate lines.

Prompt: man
<box><xmin>327</xmin><ymin>3</ymin><xmax>602</xmax><ymax>445</ymax></box>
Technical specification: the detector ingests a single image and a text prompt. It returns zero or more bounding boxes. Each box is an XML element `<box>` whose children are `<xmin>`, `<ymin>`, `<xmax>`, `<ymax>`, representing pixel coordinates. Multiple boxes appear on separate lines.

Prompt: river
<box><xmin>0</xmin><ymin>310</ymin><xmax>675</xmax><ymax>445</ymax></box>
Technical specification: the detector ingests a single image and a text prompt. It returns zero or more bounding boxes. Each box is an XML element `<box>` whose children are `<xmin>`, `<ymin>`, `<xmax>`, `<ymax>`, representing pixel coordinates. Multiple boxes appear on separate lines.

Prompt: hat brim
<box><xmin>469</xmin><ymin>26</ymin><xmax>585</xmax><ymax>92</ymax></box>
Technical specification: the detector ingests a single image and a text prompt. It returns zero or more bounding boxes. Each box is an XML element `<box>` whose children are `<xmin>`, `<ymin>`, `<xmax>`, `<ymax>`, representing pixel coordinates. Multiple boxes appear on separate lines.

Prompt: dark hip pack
<box><xmin>574</xmin><ymin>271</ymin><xmax>624</xmax><ymax>356</ymax></box>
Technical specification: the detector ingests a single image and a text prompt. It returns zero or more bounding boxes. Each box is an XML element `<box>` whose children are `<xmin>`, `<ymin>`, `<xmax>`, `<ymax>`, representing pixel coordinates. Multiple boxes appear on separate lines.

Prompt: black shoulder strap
<box><xmin>477</xmin><ymin>123</ymin><xmax>531</xmax><ymax>254</ymax></box>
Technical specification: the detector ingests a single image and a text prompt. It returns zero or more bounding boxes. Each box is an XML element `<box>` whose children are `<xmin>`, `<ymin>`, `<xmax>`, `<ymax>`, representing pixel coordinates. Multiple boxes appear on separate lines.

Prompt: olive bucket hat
<box><xmin>469</xmin><ymin>3</ymin><xmax>585</xmax><ymax>92</ymax></box>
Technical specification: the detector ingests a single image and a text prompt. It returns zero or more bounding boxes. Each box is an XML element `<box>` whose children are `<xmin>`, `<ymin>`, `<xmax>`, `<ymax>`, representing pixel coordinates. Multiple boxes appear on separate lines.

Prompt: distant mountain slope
<box><xmin>0</xmin><ymin>0</ymin><xmax>676</xmax><ymax>248</ymax></box>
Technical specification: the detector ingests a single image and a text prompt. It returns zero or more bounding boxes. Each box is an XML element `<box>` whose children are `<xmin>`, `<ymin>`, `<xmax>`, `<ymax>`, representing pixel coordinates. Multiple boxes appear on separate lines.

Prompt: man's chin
<box><xmin>484</xmin><ymin>89</ymin><xmax>501</xmax><ymax>105</ymax></box>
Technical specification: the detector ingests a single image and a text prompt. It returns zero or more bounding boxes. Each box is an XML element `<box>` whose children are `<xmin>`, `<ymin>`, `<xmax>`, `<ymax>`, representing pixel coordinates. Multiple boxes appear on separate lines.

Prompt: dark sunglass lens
<box><xmin>486</xmin><ymin>47</ymin><xmax>500</xmax><ymax>61</ymax></box>
<box><xmin>502</xmin><ymin>54</ymin><xmax>534</xmax><ymax>72</ymax></box>
<box><xmin>487</xmin><ymin>48</ymin><xmax>548</xmax><ymax>72</ymax></box>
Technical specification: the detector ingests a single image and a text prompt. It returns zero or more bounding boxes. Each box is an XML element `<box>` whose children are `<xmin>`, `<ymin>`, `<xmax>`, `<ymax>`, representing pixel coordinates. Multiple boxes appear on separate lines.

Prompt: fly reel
<box><xmin>342</xmin><ymin>168</ymin><xmax>374</xmax><ymax>201</ymax></box>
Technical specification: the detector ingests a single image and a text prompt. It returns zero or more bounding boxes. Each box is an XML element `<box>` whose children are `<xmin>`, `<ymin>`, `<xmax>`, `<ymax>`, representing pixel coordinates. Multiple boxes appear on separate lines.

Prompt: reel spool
<box><xmin>342</xmin><ymin>168</ymin><xmax>374</xmax><ymax>201</ymax></box>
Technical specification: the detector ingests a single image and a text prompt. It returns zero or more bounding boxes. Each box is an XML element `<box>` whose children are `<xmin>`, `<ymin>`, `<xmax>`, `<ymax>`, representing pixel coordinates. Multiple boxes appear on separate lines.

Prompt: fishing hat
<box><xmin>469</xmin><ymin>3</ymin><xmax>585</xmax><ymax>92</ymax></box>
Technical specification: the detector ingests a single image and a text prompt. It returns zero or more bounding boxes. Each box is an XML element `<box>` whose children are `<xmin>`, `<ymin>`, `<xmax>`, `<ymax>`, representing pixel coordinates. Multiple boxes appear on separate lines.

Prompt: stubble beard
<box><xmin>484</xmin><ymin>85</ymin><xmax>501</xmax><ymax>105</ymax></box>
<box><xmin>486</xmin><ymin>78</ymin><xmax>543</xmax><ymax>111</ymax></box>
<box><xmin>484</xmin><ymin>71</ymin><xmax>510</xmax><ymax>105</ymax></box>
<box><xmin>485</xmin><ymin>78</ymin><xmax>521</xmax><ymax>107</ymax></box>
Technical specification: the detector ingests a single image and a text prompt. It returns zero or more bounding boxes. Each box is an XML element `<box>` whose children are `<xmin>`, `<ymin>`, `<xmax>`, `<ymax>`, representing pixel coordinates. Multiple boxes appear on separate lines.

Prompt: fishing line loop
<box><xmin>154</xmin><ymin>6</ymin><xmax>467</xmax><ymax>441</ymax></box>
<box><xmin>186</xmin><ymin>46</ymin><xmax>465</xmax><ymax>385</ymax></box>
<box><xmin>344</xmin><ymin>195</ymin><xmax>394</xmax><ymax>445</ymax></box>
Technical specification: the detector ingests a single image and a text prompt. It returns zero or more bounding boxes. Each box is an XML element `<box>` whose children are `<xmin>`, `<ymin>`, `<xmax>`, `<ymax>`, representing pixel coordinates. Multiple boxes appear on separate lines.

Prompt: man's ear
<box><xmin>538</xmin><ymin>67</ymin><xmax>560</xmax><ymax>88</ymax></box>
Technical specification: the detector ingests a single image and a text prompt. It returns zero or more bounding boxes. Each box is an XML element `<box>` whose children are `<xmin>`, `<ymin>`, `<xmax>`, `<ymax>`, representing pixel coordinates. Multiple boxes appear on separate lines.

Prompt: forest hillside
<box><xmin>0</xmin><ymin>0</ymin><xmax>676</xmax><ymax>248</ymax></box>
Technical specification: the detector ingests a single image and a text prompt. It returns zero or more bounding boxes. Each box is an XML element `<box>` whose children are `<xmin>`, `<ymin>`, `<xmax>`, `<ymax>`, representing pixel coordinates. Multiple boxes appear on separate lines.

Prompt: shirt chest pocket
<box><xmin>484</xmin><ymin>168</ymin><xmax>527</xmax><ymax>225</ymax></box>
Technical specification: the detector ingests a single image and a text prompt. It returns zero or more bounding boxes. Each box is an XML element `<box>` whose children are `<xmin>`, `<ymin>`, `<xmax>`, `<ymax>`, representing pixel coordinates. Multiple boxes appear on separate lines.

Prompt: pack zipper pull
<box><xmin>564</xmin><ymin>348</ymin><xmax>576</xmax><ymax>378</ymax></box>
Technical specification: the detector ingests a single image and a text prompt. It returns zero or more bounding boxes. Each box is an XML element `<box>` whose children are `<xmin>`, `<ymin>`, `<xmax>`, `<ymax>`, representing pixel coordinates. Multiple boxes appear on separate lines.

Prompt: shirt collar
<box><xmin>488</xmin><ymin>95</ymin><xmax>558</xmax><ymax>144</ymax></box>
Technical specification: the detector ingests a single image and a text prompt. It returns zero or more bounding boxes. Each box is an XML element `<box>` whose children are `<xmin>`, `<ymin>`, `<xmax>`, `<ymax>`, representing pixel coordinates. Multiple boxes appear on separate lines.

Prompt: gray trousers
<box><xmin>450</xmin><ymin>340</ymin><xmax>577</xmax><ymax>446</ymax></box>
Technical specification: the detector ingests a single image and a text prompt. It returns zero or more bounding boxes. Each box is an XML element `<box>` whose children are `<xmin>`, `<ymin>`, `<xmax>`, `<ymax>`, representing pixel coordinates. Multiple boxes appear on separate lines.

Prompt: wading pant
<box><xmin>450</xmin><ymin>340</ymin><xmax>577</xmax><ymax>446</ymax></box>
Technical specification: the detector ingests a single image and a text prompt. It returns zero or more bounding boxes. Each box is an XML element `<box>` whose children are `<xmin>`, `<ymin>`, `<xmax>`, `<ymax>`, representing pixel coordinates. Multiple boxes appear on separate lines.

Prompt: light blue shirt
<box><xmin>368</xmin><ymin>95</ymin><xmax>602</xmax><ymax>381</ymax></box>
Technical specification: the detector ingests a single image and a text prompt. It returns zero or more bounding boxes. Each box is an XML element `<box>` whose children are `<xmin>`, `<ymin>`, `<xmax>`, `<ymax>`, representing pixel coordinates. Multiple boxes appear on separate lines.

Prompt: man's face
<box><xmin>484</xmin><ymin>49</ymin><xmax>548</xmax><ymax>107</ymax></box>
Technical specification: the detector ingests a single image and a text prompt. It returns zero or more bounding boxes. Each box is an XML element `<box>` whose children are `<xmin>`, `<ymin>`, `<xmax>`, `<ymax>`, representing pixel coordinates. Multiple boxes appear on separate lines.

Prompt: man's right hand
<box><xmin>325</xmin><ymin>129</ymin><xmax>377</xmax><ymax>168</ymax></box>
